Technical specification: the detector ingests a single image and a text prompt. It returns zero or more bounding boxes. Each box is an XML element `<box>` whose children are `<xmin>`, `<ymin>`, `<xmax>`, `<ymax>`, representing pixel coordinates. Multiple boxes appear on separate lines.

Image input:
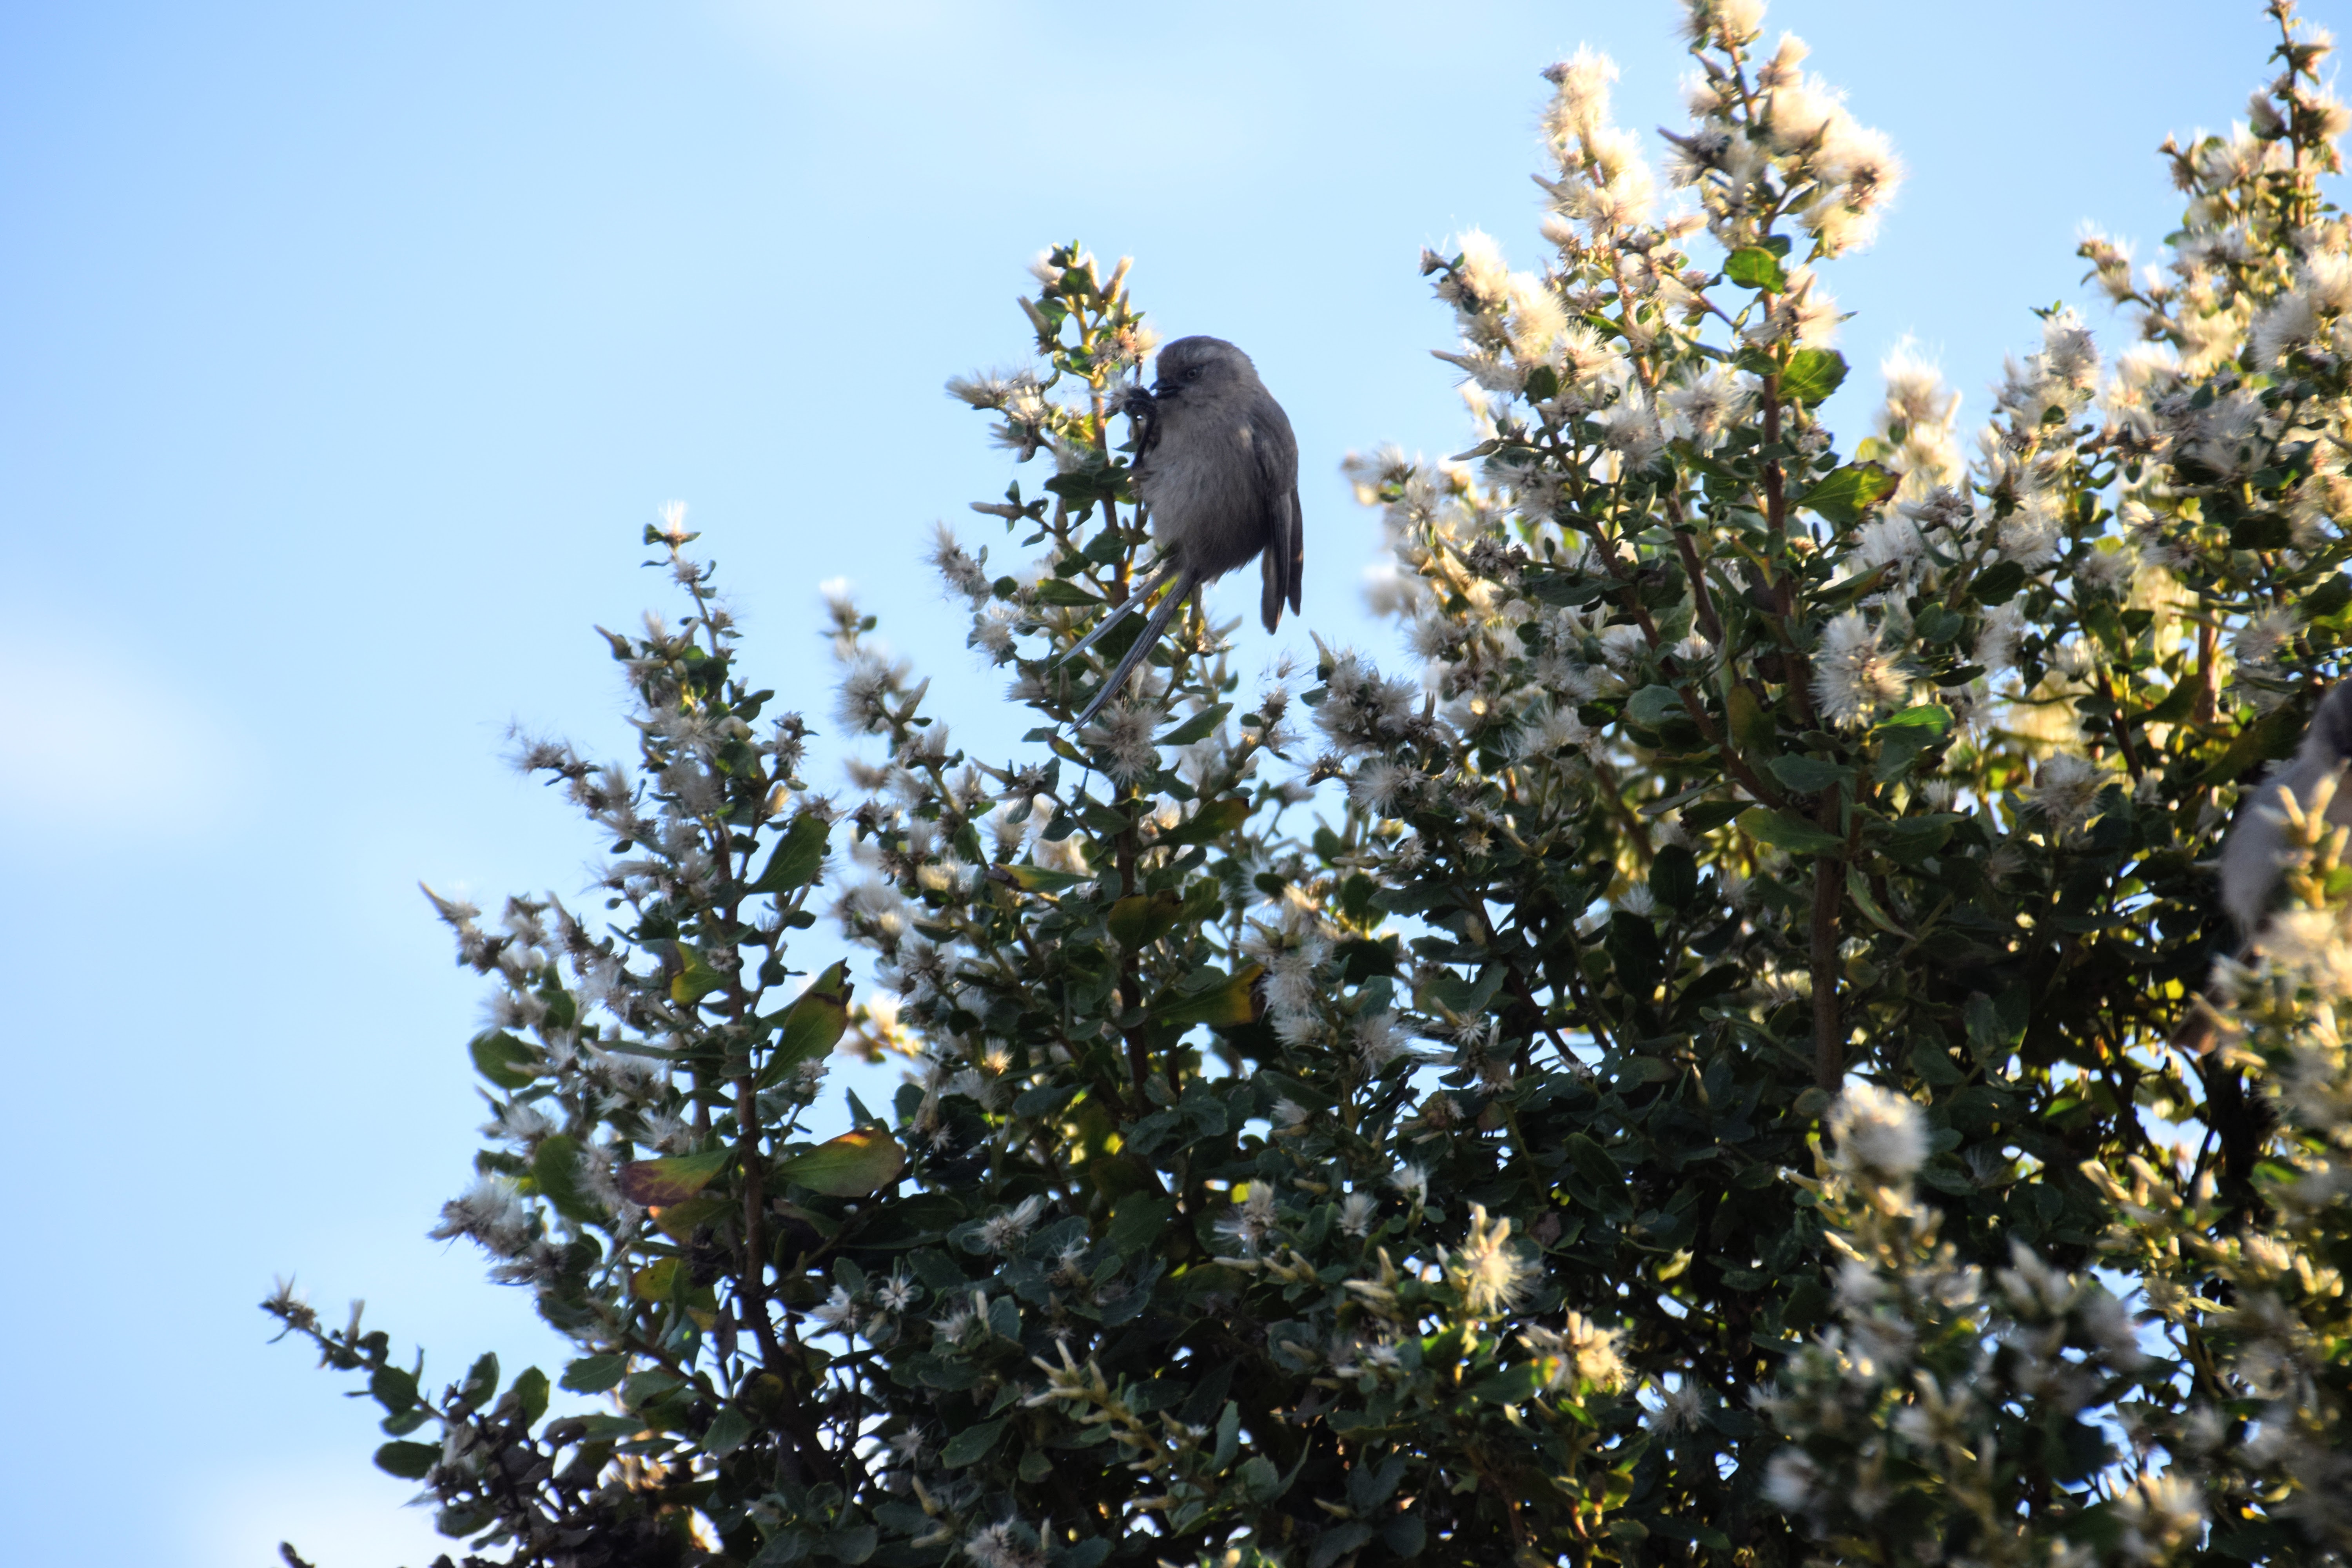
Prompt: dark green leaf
<box><xmin>1035</xmin><ymin>577</ymin><xmax>1100</xmax><ymax>606</ymax></box>
<box><xmin>374</xmin><ymin>1441</ymin><xmax>439</xmax><ymax>1480</ymax></box>
<box><xmin>1156</xmin><ymin>703</ymin><xmax>1231</xmax><ymax>748</ymax></box>
<box><xmin>534</xmin><ymin>1133</ymin><xmax>599</xmax><ymax>1223</ymax></box>
<box><xmin>1650</xmin><ymin>844</ymin><xmax>1698</xmax><ymax>909</ymax></box>
<box><xmin>469</xmin><ymin>1031</ymin><xmax>539</xmax><ymax>1091</ymax></box>
<box><xmin>1108</xmin><ymin>1195</ymin><xmax>1176</xmax><ymax>1256</ymax></box>
<box><xmin>1626</xmin><ymin>684</ymin><xmax>1684</xmax><ymax>726</ymax></box>
<box><xmin>1767</xmin><ymin>755</ymin><xmax>1853</xmax><ymax>794</ymax></box>
<box><xmin>510</xmin><ymin>1366</ymin><xmax>550</xmax><ymax>1430</ymax></box>
<box><xmin>562</xmin><ymin>1354</ymin><xmax>627</xmax><ymax>1394</ymax></box>
<box><xmin>1566</xmin><ymin>1133</ymin><xmax>1623</xmax><ymax>1188</ymax></box>
<box><xmin>1738</xmin><ymin>807</ymin><xmax>1844</xmax><ymax>856</ymax></box>
<box><xmin>941</xmin><ymin>1418</ymin><xmax>1007</xmax><ymax>1468</ymax></box>
<box><xmin>1311</xmin><ymin>1523</ymin><xmax>1376</xmax><ymax>1568</ymax></box>
<box><xmin>746</xmin><ymin>812</ymin><xmax>831</xmax><ymax>895</ymax></box>
<box><xmin>1382</xmin><ymin>1515</ymin><xmax>1427</xmax><ymax>1558</ymax></box>
<box><xmin>704</xmin><ymin>1405</ymin><xmax>754</xmax><ymax>1458</ymax></box>
<box><xmin>1972</xmin><ymin>561</ymin><xmax>2027</xmax><ymax>604</ymax></box>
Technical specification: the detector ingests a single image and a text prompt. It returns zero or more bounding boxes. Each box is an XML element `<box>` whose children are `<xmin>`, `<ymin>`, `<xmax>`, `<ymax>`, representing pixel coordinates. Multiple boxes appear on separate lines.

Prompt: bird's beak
<box><xmin>1149</xmin><ymin>383</ymin><xmax>1176</xmax><ymax>400</ymax></box>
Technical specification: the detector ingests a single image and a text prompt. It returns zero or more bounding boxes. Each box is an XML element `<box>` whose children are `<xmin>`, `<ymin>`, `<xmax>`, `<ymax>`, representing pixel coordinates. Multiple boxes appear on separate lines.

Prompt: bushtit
<box><xmin>1060</xmin><ymin>336</ymin><xmax>1301</xmax><ymax>727</ymax></box>
<box><xmin>2217</xmin><ymin>681</ymin><xmax>2352</xmax><ymax>933</ymax></box>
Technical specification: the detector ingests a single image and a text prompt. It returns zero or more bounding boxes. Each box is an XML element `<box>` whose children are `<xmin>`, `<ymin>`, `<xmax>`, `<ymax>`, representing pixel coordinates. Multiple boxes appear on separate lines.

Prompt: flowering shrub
<box><xmin>270</xmin><ymin>2</ymin><xmax>2352</xmax><ymax>1564</ymax></box>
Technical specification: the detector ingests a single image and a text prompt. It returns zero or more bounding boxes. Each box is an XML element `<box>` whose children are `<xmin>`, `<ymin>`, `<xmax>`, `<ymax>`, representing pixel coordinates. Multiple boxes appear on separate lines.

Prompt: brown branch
<box><xmin>1810</xmin><ymin>852</ymin><xmax>1844</xmax><ymax>1091</ymax></box>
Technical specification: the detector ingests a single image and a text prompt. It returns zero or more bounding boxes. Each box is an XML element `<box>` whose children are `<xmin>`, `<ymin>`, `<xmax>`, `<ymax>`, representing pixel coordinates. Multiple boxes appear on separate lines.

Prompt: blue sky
<box><xmin>1</xmin><ymin>1</ymin><xmax>2333</xmax><ymax>1561</ymax></box>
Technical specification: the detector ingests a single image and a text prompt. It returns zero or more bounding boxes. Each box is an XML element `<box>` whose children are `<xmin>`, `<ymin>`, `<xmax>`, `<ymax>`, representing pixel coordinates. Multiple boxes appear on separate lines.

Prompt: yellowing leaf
<box><xmin>618</xmin><ymin>1147</ymin><xmax>733</xmax><ymax>1207</ymax></box>
<box><xmin>669</xmin><ymin>943</ymin><xmax>724</xmax><ymax>1006</ymax></box>
<box><xmin>772</xmin><ymin>1127</ymin><xmax>906</xmax><ymax>1198</ymax></box>
<box><xmin>631</xmin><ymin>1258</ymin><xmax>682</xmax><ymax>1303</ymax></box>
<box><xmin>1155</xmin><ymin>796</ymin><xmax>1249</xmax><ymax>849</ymax></box>
<box><xmin>1149</xmin><ymin>963</ymin><xmax>1265</xmax><ymax>1029</ymax></box>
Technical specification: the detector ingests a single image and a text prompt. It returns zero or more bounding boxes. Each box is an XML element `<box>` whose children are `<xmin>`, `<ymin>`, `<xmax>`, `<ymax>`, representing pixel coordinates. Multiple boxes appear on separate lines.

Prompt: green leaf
<box><xmin>746</xmin><ymin>812</ymin><xmax>831</xmax><ymax>895</ymax></box>
<box><xmin>1156</xmin><ymin>703</ymin><xmax>1231</xmax><ymax>748</ymax></box>
<box><xmin>1626</xmin><ymin>684</ymin><xmax>1684</xmax><ymax>727</ymax></box>
<box><xmin>369</xmin><ymin>1365</ymin><xmax>419</xmax><ymax>1413</ymax></box>
<box><xmin>1767</xmin><ymin>754</ymin><xmax>1853</xmax><ymax>794</ymax></box>
<box><xmin>1738</xmin><ymin>807</ymin><xmax>1845</xmax><ymax>857</ymax></box>
<box><xmin>1470</xmin><ymin>1363</ymin><xmax>1544</xmax><ymax>1404</ymax></box>
<box><xmin>1311</xmin><ymin>1523</ymin><xmax>1376</xmax><ymax>1568</ymax></box>
<box><xmin>1108</xmin><ymin>1194</ymin><xmax>1177</xmax><ymax>1256</ymax></box>
<box><xmin>2198</xmin><ymin>702</ymin><xmax>2305</xmax><ymax>786</ymax></box>
<box><xmin>561</xmin><ymin>1354</ymin><xmax>627</xmax><ymax>1394</ymax></box>
<box><xmin>1148</xmin><ymin>963</ymin><xmax>1263</xmax><ymax>1029</ymax></box>
<box><xmin>1649</xmin><ymin>844</ymin><xmax>1698</xmax><ymax>909</ymax></box>
<box><xmin>469</xmin><ymin>1031</ymin><xmax>539</xmax><ymax>1090</ymax></box>
<box><xmin>374</xmin><ymin>1441</ymin><xmax>439</xmax><ymax>1480</ymax></box>
<box><xmin>510</xmin><ymin>1366</ymin><xmax>550</xmax><ymax>1429</ymax></box>
<box><xmin>1565</xmin><ymin>1133</ymin><xmax>1623</xmax><ymax>1188</ymax></box>
<box><xmin>1035</xmin><ymin>577</ymin><xmax>1100</xmax><ymax>606</ymax></box>
<box><xmin>1779</xmin><ymin>348</ymin><xmax>1848</xmax><ymax>405</ymax></box>
<box><xmin>704</xmin><ymin>1405</ymin><xmax>754</xmax><ymax>1458</ymax></box>
<box><xmin>534</xmin><ymin>1133</ymin><xmax>600</xmax><ymax>1222</ymax></box>
<box><xmin>1000</xmin><ymin>863</ymin><xmax>1091</xmax><ymax>893</ymax></box>
<box><xmin>1871</xmin><ymin>704</ymin><xmax>1953</xmax><ymax>782</ymax></box>
<box><xmin>1156</xmin><ymin>795</ymin><xmax>1249</xmax><ymax>848</ymax></box>
<box><xmin>1382</xmin><ymin>1514</ymin><xmax>1427</xmax><ymax>1558</ymax></box>
<box><xmin>941</xmin><ymin>1417</ymin><xmax>1007</xmax><ymax>1468</ymax></box>
<box><xmin>773</xmin><ymin>1126</ymin><xmax>907</xmax><ymax>1197</ymax></box>
<box><xmin>457</xmin><ymin>1352</ymin><xmax>500</xmax><ymax>1410</ymax></box>
<box><xmin>1106</xmin><ymin>890</ymin><xmax>1183</xmax><ymax>950</ymax></box>
<box><xmin>1972</xmin><ymin>560</ymin><xmax>2027</xmax><ymax>604</ymax></box>
<box><xmin>1723</xmin><ymin>246</ymin><xmax>1789</xmax><ymax>291</ymax></box>
<box><xmin>1795</xmin><ymin>463</ymin><xmax>1898</xmax><ymax>525</ymax></box>
<box><xmin>1725</xmin><ymin>680</ymin><xmax>1773</xmax><ymax>756</ymax></box>
<box><xmin>1238</xmin><ymin>1454</ymin><xmax>1285</xmax><ymax>1503</ymax></box>
<box><xmin>618</xmin><ymin>1147</ymin><xmax>733</xmax><ymax>1207</ymax></box>
<box><xmin>1909</xmin><ymin>1039</ymin><xmax>1965</xmax><ymax>1087</ymax></box>
<box><xmin>1846</xmin><ymin>866</ymin><xmax>1911</xmax><ymax>937</ymax></box>
<box><xmin>760</xmin><ymin>961</ymin><xmax>853</xmax><ymax>1087</ymax></box>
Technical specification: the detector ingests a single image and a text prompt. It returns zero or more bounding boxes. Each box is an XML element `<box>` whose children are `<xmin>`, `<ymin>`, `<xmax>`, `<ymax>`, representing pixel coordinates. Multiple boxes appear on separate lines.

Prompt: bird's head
<box><xmin>1149</xmin><ymin>336</ymin><xmax>1257</xmax><ymax>405</ymax></box>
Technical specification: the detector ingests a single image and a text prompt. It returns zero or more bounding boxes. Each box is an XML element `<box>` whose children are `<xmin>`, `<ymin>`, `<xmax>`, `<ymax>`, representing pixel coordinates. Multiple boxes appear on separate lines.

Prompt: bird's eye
<box><xmin>1187</xmin><ymin>367</ymin><xmax>1203</xmax><ymax>381</ymax></box>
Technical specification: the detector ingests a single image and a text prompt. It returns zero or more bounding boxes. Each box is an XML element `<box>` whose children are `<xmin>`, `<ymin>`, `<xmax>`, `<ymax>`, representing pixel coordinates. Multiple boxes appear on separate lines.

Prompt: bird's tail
<box><xmin>1071</xmin><ymin>569</ymin><xmax>1196</xmax><ymax>730</ymax></box>
<box><xmin>1054</xmin><ymin>561</ymin><xmax>1181</xmax><ymax>670</ymax></box>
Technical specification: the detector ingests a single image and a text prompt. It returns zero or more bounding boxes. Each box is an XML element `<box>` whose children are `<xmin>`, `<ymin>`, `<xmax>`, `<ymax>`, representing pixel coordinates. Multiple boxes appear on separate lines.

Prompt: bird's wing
<box><xmin>1286</xmin><ymin>486</ymin><xmax>1303</xmax><ymax>615</ymax></box>
<box><xmin>1260</xmin><ymin>504</ymin><xmax>1290</xmax><ymax>633</ymax></box>
<box><xmin>1250</xmin><ymin>400</ymin><xmax>1301</xmax><ymax>632</ymax></box>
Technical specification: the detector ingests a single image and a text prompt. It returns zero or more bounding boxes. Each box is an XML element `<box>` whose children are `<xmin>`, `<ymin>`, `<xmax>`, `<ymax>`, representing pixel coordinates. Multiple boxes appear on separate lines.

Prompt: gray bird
<box><xmin>2217</xmin><ymin>681</ymin><xmax>2352</xmax><ymax>933</ymax></box>
<box><xmin>1060</xmin><ymin>336</ymin><xmax>1302</xmax><ymax>728</ymax></box>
